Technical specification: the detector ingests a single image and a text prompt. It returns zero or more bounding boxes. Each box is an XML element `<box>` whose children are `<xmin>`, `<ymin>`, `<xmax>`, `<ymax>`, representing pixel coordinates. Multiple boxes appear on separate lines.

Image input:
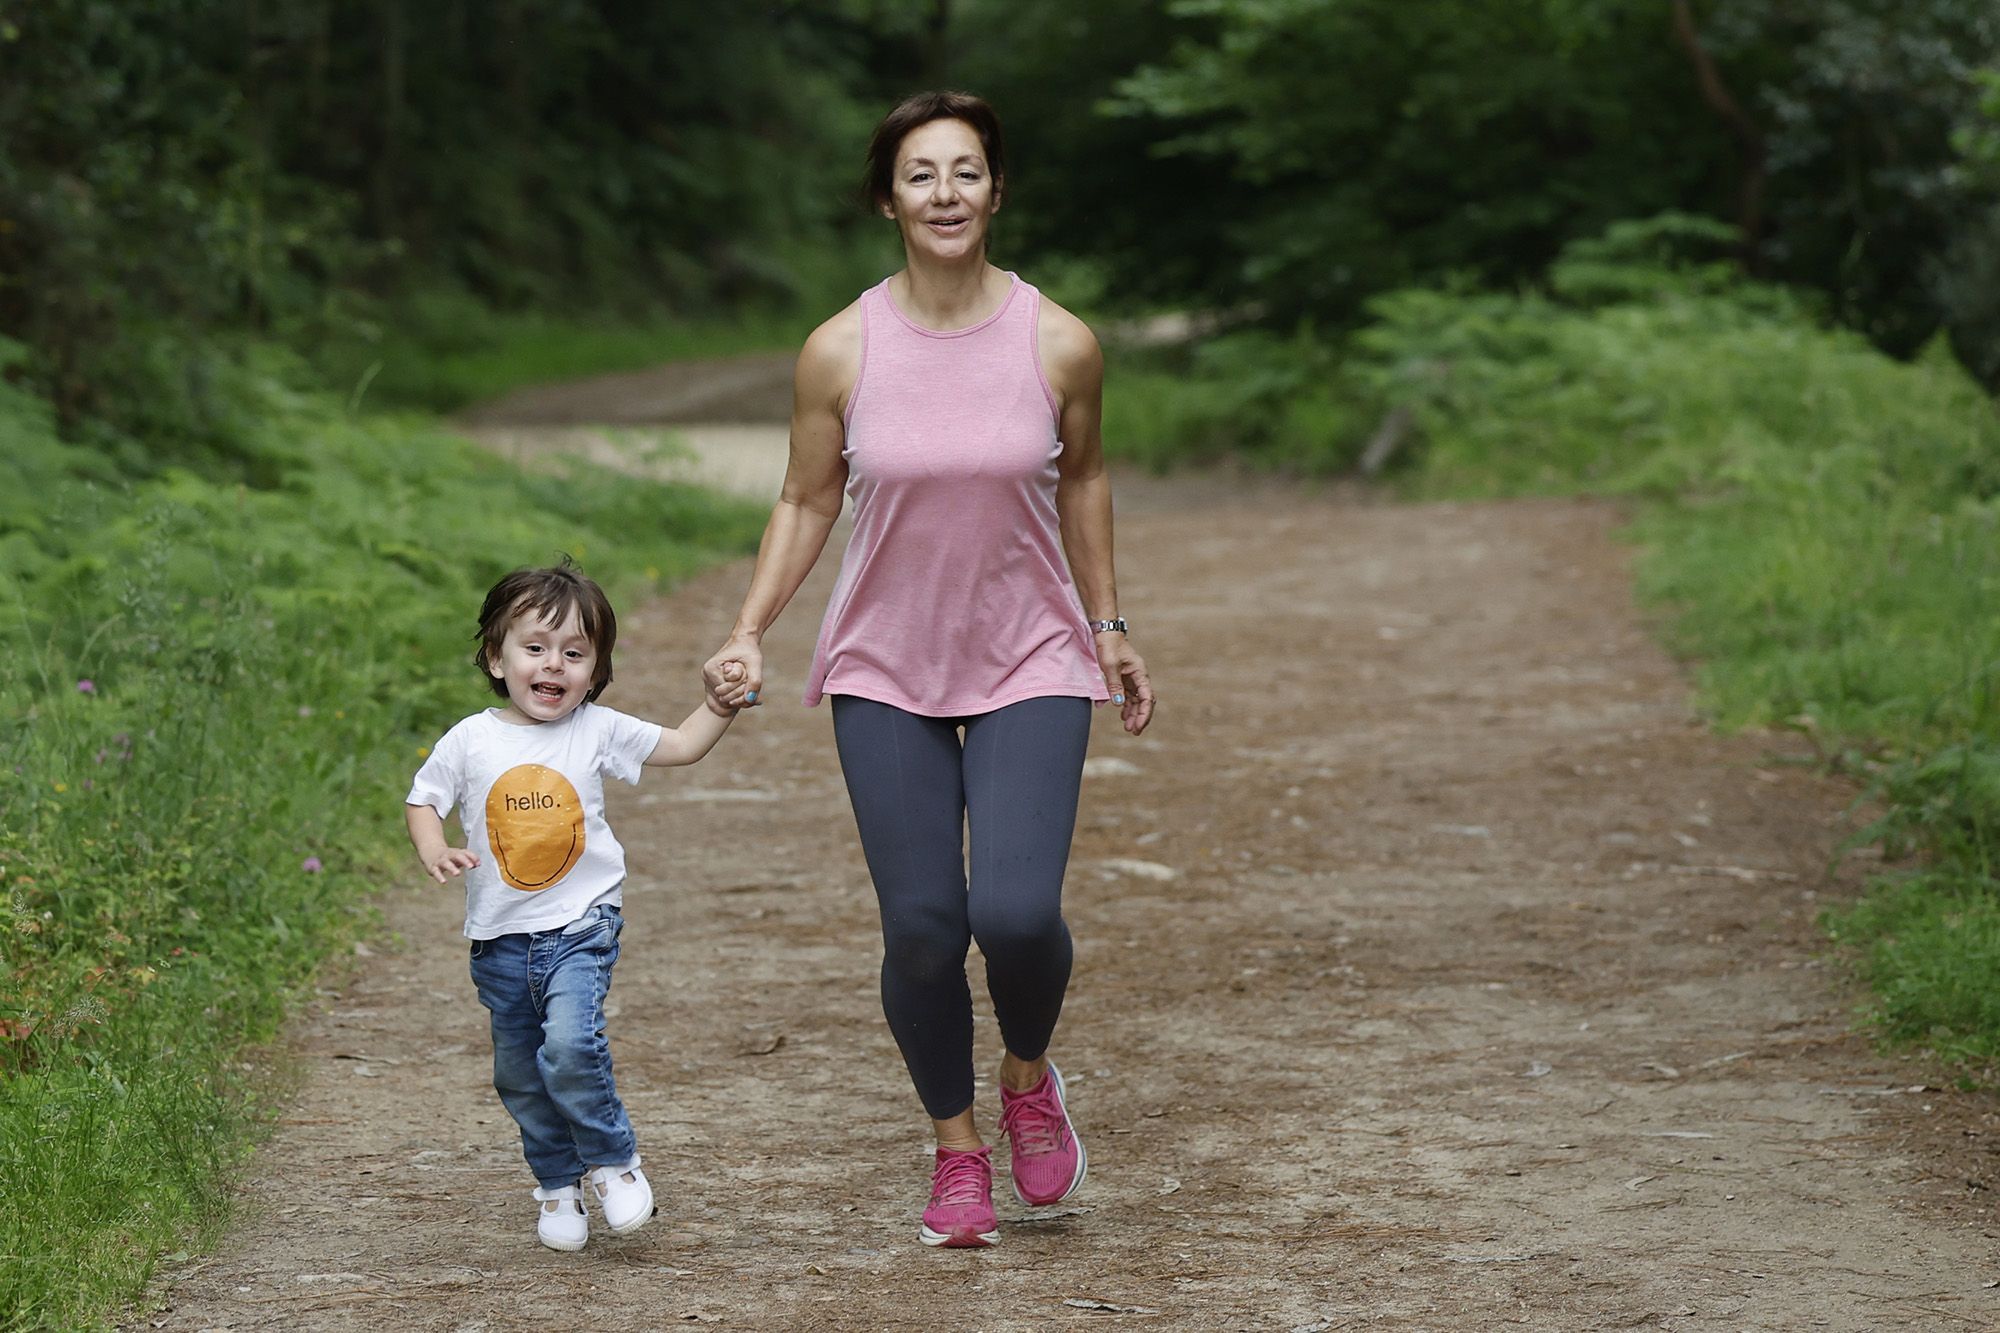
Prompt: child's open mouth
<box><xmin>532</xmin><ymin>683</ymin><xmax>565</xmax><ymax>702</ymax></box>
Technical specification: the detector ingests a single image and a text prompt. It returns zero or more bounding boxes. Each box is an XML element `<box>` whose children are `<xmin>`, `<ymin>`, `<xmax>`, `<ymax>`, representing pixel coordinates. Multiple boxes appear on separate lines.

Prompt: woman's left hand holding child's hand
<box><xmin>702</xmin><ymin>660</ymin><xmax>747</xmax><ymax>718</ymax></box>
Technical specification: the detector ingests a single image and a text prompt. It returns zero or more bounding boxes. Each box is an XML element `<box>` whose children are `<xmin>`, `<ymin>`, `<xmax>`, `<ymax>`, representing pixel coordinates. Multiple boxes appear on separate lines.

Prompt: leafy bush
<box><xmin>312</xmin><ymin>287</ymin><xmax>820</xmax><ymax>417</ymax></box>
<box><xmin>1352</xmin><ymin>240</ymin><xmax>2000</xmax><ymax>756</ymax></box>
<box><xmin>1105</xmin><ymin>328</ymin><xmax>1371</xmax><ymax>475</ymax></box>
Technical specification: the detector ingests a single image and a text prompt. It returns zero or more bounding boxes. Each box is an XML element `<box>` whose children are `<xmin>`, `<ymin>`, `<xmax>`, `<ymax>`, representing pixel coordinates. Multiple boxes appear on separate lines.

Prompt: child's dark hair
<box><xmin>474</xmin><ymin>558</ymin><xmax>618</xmax><ymax>703</ymax></box>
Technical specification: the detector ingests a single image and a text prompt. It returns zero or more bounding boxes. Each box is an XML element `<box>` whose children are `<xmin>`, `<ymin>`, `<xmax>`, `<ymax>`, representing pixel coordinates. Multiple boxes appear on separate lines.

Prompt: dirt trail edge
<box><xmin>144</xmin><ymin>363</ymin><xmax>1999</xmax><ymax>1331</ymax></box>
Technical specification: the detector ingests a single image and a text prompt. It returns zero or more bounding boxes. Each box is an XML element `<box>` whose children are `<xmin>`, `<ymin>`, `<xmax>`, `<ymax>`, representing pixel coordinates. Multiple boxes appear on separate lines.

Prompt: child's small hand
<box><xmin>704</xmin><ymin>660</ymin><xmax>746</xmax><ymax>717</ymax></box>
<box><xmin>424</xmin><ymin>847</ymin><xmax>481</xmax><ymax>884</ymax></box>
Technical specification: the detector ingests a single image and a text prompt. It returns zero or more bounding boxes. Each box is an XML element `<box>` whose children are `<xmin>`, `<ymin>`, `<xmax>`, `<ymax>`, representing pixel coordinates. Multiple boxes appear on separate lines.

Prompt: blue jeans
<box><xmin>468</xmin><ymin>903</ymin><xmax>637</xmax><ymax>1189</ymax></box>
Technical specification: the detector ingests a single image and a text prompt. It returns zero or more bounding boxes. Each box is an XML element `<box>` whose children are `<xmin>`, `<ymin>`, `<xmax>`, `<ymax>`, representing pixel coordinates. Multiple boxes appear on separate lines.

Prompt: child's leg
<box><xmin>536</xmin><ymin>905</ymin><xmax>638</xmax><ymax>1170</ymax></box>
<box><xmin>469</xmin><ymin>933</ymin><xmax>588</xmax><ymax>1189</ymax></box>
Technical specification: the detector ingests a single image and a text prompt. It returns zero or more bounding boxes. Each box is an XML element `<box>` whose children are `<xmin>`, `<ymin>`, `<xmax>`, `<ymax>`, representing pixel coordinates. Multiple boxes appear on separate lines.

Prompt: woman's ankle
<box><xmin>932</xmin><ymin>1107</ymin><xmax>986</xmax><ymax>1153</ymax></box>
<box><xmin>997</xmin><ymin>1051</ymin><xmax>1049</xmax><ymax>1094</ymax></box>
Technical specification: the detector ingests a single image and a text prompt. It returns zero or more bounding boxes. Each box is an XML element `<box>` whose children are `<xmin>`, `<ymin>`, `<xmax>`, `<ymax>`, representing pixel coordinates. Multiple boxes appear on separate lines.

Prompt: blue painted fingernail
<box><xmin>1113</xmin><ymin>693</ymin><xmax>1125</xmax><ymax>704</ymax></box>
<box><xmin>744</xmin><ymin>691</ymin><xmax>757</xmax><ymax>703</ymax></box>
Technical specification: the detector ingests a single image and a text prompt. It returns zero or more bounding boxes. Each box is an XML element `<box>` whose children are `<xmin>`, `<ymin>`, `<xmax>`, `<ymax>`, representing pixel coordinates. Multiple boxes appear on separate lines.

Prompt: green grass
<box><xmin>1826</xmin><ymin>872</ymin><xmax>2000</xmax><ymax>1067</ymax></box>
<box><xmin>1107</xmin><ymin>218</ymin><xmax>2000</xmax><ymax>1069</ymax></box>
<box><xmin>313</xmin><ymin>287</ymin><xmax>818</xmax><ymax>416</ymax></box>
<box><xmin>1355</xmin><ymin>287</ymin><xmax>2000</xmax><ymax>748</ymax></box>
<box><xmin>1104</xmin><ymin>327</ymin><xmax>1372</xmax><ymax>475</ymax></box>
<box><xmin>0</xmin><ymin>343</ymin><xmax>765</xmax><ymax>1329</ymax></box>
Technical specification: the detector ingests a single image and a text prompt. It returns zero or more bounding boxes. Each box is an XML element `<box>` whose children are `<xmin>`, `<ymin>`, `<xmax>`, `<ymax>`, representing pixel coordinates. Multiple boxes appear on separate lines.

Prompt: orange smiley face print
<box><xmin>485</xmin><ymin>764</ymin><xmax>585</xmax><ymax>891</ymax></box>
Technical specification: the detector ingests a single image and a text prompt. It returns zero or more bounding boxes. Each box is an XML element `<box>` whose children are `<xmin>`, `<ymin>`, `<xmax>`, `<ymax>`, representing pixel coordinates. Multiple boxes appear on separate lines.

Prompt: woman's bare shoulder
<box><xmin>800</xmin><ymin>300</ymin><xmax>865</xmax><ymax>372</ymax></box>
<box><xmin>1037</xmin><ymin>292</ymin><xmax>1101</xmax><ymax>368</ymax></box>
<box><xmin>793</xmin><ymin>298</ymin><xmax>867</xmax><ymax>410</ymax></box>
<box><xmin>1035</xmin><ymin>291</ymin><xmax>1103</xmax><ymax>387</ymax></box>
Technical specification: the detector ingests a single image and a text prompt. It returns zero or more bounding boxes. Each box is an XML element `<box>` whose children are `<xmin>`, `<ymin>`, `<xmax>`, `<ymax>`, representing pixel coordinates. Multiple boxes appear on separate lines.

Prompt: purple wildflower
<box><xmin>301</xmin><ymin>856</ymin><xmax>324</xmax><ymax>873</ymax></box>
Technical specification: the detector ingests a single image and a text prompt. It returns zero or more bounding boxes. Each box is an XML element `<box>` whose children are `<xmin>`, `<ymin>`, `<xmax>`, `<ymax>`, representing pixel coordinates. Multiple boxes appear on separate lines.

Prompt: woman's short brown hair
<box><xmin>863</xmin><ymin>90</ymin><xmax>1006</xmax><ymax>212</ymax></box>
<box><xmin>473</xmin><ymin>558</ymin><xmax>618</xmax><ymax>703</ymax></box>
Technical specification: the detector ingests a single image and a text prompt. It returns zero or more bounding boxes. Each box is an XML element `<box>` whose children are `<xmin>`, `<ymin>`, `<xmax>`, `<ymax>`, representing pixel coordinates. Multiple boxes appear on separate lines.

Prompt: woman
<box><xmin>701</xmin><ymin>90</ymin><xmax>1154</xmax><ymax>1249</ymax></box>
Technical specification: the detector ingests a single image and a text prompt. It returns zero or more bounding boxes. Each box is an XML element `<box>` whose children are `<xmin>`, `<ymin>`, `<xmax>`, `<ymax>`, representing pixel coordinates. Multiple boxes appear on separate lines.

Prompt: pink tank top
<box><xmin>803</xmin><ymin>273</ymin><xmax>1109</xmax><ymax>716</ymax></box>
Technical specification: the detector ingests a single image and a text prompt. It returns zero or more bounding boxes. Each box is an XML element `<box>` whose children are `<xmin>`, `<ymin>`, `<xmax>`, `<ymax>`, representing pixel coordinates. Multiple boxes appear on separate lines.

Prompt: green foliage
<box><xmin>949</xmin><ymin>0</ymin><xmax>1235</xmax><ymax>307</ymax></box>
<box><xmin>1938</xmin><ymin>70</ymin><xmax>2000</xmax><ymax>382</ymax></box>
<box><xmin>1100</xmin><ymin>0</ymin><xmax>2000</xmax><ymax>375</ymax></box>
<box><xmin>1700</xmin><ymin>0</ymin><xmax>2000</xmax><ymax>356</ymax></box>
<box><xmin>1545</xmin><ymin>214</ymin><xmax>1749</xmax><ymax>306</ymax></box>
<box><xmin>1351</xmin><ymin>230</ymin><xmax>2000</xmax><ymax>745</ymax></box>
<box><xmin>1105</xmin><ymin>329</ymin><xmax>1369</xmax><ymax>474</ymax></box>
<box><xmin>1110</xmin><ymin>0</ymin><xmax>1730</xmax><ymax>317</ymax></box>
<box><xmin>1825</xmin><ymin>869</ymin><xmax>2000</xmax><ymax>1067</ymax></box>
<box><xmin>315</xmin><ymin>287</ymin><xmax>821</xmax><ymax>416</ymax></box>
<box><xmin>0</xmin><ymin>352</ymin><xmax>764</xmax><ymax>1328</ymax></box>
<box><xmin>0</xmin><ymin>1</ymin><xmax>898</xmax><ymax>447</ymax></box>
<box><xmin>0</xmin><ymin>1</ymin><xmax>375</xmax><ymax>440</ymax></box>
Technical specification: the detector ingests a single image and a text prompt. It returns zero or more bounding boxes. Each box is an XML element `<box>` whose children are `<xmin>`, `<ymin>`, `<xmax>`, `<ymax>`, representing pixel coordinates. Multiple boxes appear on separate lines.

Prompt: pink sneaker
<box><xmin>999</xmin><ymin>1063</ymin><xmax>1088</xmax><ymax>1206</ymax></box>
<box><xmin>919</xmin><ymin>1146</ymin><xmax>1000</xmax><ymax>1248</ymax></box>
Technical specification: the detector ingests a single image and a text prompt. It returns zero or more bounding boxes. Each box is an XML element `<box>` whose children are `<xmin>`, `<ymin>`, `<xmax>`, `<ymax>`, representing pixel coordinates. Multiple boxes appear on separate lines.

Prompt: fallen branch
<box><xmin>1357</xmin><ymin>405</ymin><xmax>1415</xmax><ymax>479</ymax></box>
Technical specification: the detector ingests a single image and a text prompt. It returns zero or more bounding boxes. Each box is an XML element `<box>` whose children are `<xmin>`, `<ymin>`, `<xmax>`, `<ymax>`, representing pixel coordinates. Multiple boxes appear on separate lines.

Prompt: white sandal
<box><xmin>586</xmin><ymin>1156</ymin><xmax>655</xmax><ymax>1235</ymax></box>
<box><xmin>533</xmin><ymin>1183</ymin><xmax>588</xmax><ymax>1251</ymax></box>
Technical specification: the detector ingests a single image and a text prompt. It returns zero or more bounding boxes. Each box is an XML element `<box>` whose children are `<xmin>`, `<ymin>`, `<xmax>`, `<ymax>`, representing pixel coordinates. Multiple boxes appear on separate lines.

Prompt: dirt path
<box><xmin>143</xmin><ymin>362</ymin><xmax>2000</xmax><ymax>1331</ymax></box>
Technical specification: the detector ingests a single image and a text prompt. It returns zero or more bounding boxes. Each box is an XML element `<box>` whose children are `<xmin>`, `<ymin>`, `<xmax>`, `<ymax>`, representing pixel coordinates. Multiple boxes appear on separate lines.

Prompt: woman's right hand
<box><xmin>703</xmin><ymin>634</ymin><xmax>764</xmax><ymax>711</ymax></box>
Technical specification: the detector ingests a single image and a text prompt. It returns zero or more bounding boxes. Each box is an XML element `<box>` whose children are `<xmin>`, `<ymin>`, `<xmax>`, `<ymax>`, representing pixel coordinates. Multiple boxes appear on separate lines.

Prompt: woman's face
<box><xmin>883</xmin><ymin>117</ymin><xmax>1000</xmax><ymax>263</ymax></box>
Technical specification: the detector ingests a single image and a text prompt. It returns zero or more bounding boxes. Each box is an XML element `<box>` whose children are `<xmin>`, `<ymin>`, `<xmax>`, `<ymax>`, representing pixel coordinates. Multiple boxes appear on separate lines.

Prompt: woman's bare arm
<box><xmin>702</xmin><ymin>305</ymin><xmax>861</xmax><ymax>708</ymax></box>
<box><xmin>1044</xmin><ymin>298</ymin><xmax>1155</xmax><ymax>735</ymax></box>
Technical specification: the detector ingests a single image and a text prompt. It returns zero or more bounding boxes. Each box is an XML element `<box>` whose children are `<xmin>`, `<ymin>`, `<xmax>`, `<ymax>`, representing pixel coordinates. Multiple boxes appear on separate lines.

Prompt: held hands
<box><xmin>1095</xmin><ymin>630</ymin><xmax>1156</xmax><ymax>736</ymax></box>
<box><xmin>700</xmin><ymin>661</ymin><xmax>746</xmax><ymax>718</ymax></box>
<box><xmin>422</xmin><ymin>847</ymin><xmax>481</xmax><ymax>884</ymax></box>
<box><xmin>703</xmin><ymin>635</ymin><xmax>763</xmax><ymax>714</ymax></box>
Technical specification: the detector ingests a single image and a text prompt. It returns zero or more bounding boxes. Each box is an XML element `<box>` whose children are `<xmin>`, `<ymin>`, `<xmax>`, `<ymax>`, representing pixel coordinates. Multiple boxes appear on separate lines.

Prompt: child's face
<box><xmin>489</xmin><ymin>602</ymin><xmax>600</xmax><ymax>724</ymax></box>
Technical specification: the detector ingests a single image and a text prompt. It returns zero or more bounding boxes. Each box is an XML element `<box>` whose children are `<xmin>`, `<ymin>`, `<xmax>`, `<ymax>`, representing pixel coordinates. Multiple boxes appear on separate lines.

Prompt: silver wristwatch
<box><xmin>1090</xmin><ymin>618</ymin><xmax>1128</xmax><ymax>634</ymax></box>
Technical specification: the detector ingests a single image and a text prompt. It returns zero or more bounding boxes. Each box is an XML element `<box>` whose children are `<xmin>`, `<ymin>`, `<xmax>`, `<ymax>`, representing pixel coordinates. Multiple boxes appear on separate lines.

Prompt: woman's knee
<box><xmin>881</xmin><ymin>918</ymin><xmax>970</xmax><ymax>988</ymax></box>
<box><xmin>968</xmin><ymin>899</ymin><xmax>1068</xmax><ymax>961</ymax></box>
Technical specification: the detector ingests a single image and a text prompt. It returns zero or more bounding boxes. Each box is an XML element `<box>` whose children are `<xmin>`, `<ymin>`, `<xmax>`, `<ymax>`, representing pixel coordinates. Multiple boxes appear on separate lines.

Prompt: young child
<box><xmin>404</xmin><ymin>560</ymin><xmax>742</xmax><ymax>1252</ymax></box>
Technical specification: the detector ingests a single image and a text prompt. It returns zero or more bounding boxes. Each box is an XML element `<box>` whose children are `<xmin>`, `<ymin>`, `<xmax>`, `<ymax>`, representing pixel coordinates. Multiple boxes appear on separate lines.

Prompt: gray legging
<box><xmin>830</xmin><ymin>694</ymin><xmax>1092</xmax><ymax>1120</ymax></box>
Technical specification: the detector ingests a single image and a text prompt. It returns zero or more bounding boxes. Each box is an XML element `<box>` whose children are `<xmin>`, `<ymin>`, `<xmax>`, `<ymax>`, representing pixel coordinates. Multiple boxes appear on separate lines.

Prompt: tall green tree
<box><xmin>949</xmin><ymin>0</ymin><xmax>1236</xmax><ymax>305</ymax></box>
<box><xmin>1938</xmin><ymin>71</ymin><xmax>2000</xmax><ymax>379</ymax></box>
<box><xmin>1110</xmin><ymin>0</ymin><xmax>1728</xmax><ymax>319</ymax></box>
<box><xmin>1696</xmin><ymin>0</ymin><xmax>2000</xmax><ymax>355</ymax></box>
<box><xmin>1110</xmin><ymin>0</ymin><xmax>2000</xmax><ymax>363</ymax></box>
<box><xmin>0</xmin><ymin>1</ymin><xmax>906</xmax><ymax>456</ymax></box>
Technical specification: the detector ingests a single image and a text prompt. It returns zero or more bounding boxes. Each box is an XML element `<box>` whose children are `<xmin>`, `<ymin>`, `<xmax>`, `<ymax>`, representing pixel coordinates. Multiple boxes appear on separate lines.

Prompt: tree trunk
<box><xmin>370</xmin><ymin>0</ymin><xmax>406</xmax><ymax>238</ymax></box>
<box><xmin>925</xmin><ymin>0</ymin><xmax>951</xmax><ymax>85</ymax></box>
<box><xmin>1670</xmin><ymin>0</ymin><xmax>1767</xmax><ymax>272</ymax></box>
<box><xmin>1357</xmin><ymin>405</ymin><xmax>1415</xmax><ymax>479</ymax></box>
<box><xmin>306</xmin><ymin>0</ymin><xmax>329</xmax><ymax>126</ymax></box>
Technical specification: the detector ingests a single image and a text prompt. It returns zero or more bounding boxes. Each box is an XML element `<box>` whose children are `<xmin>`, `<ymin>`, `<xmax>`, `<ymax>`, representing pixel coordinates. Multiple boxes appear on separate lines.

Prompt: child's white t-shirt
<box><xmin>406</xmin><ymin>703</ymin><xmax>663</xmax><ymax>940</ymax></box>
